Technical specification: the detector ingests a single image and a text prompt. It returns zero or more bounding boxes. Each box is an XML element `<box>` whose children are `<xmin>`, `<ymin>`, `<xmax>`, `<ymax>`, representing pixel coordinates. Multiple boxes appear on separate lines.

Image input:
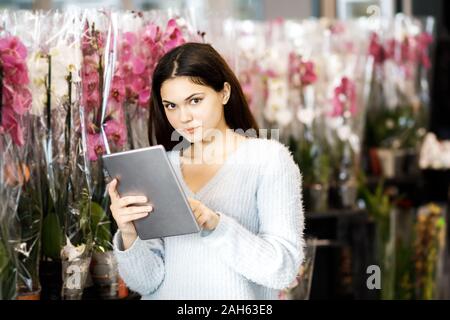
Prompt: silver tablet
<box><xmin>102</xmin><ymin>145</ymin><xmax>200</xmax><ymax>240</ymax></box>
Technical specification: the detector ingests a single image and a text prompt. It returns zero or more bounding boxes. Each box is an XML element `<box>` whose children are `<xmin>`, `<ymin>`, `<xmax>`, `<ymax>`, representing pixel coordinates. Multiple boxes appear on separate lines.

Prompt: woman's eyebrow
<box><xmin>162</xmin><ymin>92</ymin><xmax>204</xmax><ymax>104</ymax></box>
<box><xmin>184</xmin><ymin>92</ymin><xmax>204</xmax><ymax>101</ymax></box>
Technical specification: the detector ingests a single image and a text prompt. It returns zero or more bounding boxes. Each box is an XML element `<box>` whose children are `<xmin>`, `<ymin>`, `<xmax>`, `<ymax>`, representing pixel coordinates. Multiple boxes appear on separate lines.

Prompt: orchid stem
<box><xmin>65</xmin><ymin>72</ymin><xmax>72</xmax><ymax>165</ymax></box>
<box><xmin>47</xmin><ymin>55</ymin><xmax>52</xmax><ymax>133</ymax></box>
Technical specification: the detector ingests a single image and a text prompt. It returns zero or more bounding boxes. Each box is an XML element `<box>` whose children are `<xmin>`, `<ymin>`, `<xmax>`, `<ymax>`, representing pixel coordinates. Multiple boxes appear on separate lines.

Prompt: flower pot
<box><xmin>16</xmin><ymin>288</ymin><xmax>41</xmax><ymax>300</ymax></box>
<box><xmin>90</xmin><ymin>251</ymin><xmax>119</xmax><ymax>299</ymax></box>
<box><xmin>117</xmin><ymin>276</ymin><xmax>129</xmax><ymax>299</ymax></box>
<box><xmin>304</xmin><ymin>184</ymin><xmax>328</xmax><ymax>213</ymax></box>
<box><xmin>373</xmin><ymin>148</ymin><xmax>419</xmax><ymax>179</ymax></box>
<box><xmin>39</xmin><ymin>260</ymin><xmax>62</xmax><ymax>300</ymax></box>
<box><xmin>330</xmin><ymin>180</ymin><xmax>357</xmax><ymax>209</ymax></box>
<box><xmin>62</xmin><ymin>256</ymin><xmax>91</xmax><ymax>300</ymax></box>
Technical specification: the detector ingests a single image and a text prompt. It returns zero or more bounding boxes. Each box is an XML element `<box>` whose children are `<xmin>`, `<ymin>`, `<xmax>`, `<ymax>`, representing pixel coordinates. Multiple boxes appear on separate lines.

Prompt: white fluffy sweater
<box><xmin>113</xmin><ymin>138</ymin><xmax>304</xmax><ymax>300</ymax></box>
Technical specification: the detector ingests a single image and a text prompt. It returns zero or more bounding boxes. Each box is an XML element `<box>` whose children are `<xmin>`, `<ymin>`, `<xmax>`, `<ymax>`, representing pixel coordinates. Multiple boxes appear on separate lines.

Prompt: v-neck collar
<box><xmin>173</xmin><ymin>137</ymin><xmax>252</xmax><ymax>197</ymax></box>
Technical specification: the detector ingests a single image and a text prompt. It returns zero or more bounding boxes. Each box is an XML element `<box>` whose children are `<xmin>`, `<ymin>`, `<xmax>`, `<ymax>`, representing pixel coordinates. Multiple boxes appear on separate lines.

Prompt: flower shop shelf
<box><xmin>305</xmin><ymin>209</ymin><xmax>377</xmax><ymax>300</ymax></box>
<box><xmin>366</xmin><ymin>169</ymin><xmax>450</xmax><ymax>204</ymax></box>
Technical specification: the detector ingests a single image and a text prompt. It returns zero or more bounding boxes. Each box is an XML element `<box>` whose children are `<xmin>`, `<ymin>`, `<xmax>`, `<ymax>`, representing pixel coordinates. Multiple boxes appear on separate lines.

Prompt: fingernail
<box><xmin>148</xmin><ymin>206</ymin><xmax>153</xmax><ymax>211</ymax></box>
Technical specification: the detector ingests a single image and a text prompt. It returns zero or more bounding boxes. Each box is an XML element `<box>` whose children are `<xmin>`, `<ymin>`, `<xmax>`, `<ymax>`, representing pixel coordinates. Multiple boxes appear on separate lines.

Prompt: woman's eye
<box><xmin>190</xmin><ymin>98</ymin><xmax>202</xmax><ymax>105</ymax></box>
<box><xmin>165</xmin><ymin>103</ymin><xmax>176</xmax><ymax>109</ymax></box>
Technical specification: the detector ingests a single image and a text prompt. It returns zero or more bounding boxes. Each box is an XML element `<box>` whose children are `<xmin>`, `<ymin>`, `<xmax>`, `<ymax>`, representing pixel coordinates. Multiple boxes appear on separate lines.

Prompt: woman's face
<box><xmin>161</xmin><ymin>76</ymin><xmax>230</xmax><ymax>144</ymax></box>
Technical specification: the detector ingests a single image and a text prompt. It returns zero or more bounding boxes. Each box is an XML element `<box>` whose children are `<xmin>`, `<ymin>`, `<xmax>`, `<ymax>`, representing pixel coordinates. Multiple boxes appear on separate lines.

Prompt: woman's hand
<box><xmin>108</xmin><ymin>179</ymin><xmax>153</xmax><ymax>245</ymax></box>
<box><xmin>187</xmin><ymin>198</ymin><xmax>220</xmax><ymax>231</ymax></box>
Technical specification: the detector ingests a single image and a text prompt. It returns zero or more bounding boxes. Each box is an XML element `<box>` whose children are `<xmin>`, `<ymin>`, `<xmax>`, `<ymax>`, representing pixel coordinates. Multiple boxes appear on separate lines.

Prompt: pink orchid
<box><xmin>143</xmin><ymin>22</ymin><xmax>161</xmax><ymax>45</ymax></box>
<box><xmin>86</xmin><ymin>131</ymin><xmax>105</xmax><ymax>161</ymax></box>
<box><xmin>0</xmin><ymin>36</ymin><xmax>30</xmax><ymax>147</ymax></box>
<box><xmin>83</xmin><ymin>89</ymin><xmax>100</xmax><ymax>113</ymax></box>
<box><xmin>300</xmin><ymin>61</ymin><xmax>317</xmax><ymax>86</ymax></box>
<box><xmin>130</xmin><ymin>77</ymin><xmax>144</xmax><ymax>94</ymax></box>
<box><xmin>415</xmin><ymin>32</ymin><xmax>433</xmax><ymax>69</ymax></box>
<box><xmin>120</xmin><ymin>32</ymin><xmax>137</xmax><ymax>60</ymax></box>
<box><xmin>289</xmin><ymin>53</ymin><xmax>317</xmax><ymax>87</ymax></box>
<box><xmin>3</xmin><ymin>84</ymin><xmax>32</xmax><ymax>115</ymax></box>
<box><xmin>331</xmin><ymin>77</ymin><xmax>357</xmax><ymax>117</ymax></box>
<box><xmin>1</xmin><ymin>107</ymin><xmax>25</xmax><ymax>146</ymax></box>
<box><xmin>81</xmin><ymin>22</ymin><xmax>104</xmax><ymax>56</ymax></box>
<box><xmin>368</xmin><ymin>33</ymin><xmax>389</xmax><ymax>65</ymax></box>
<box><xmin>104</xmin><ymin>119</ymin><xmax>127</xmax><ymax>147</ymax></box>
<box><xmin>0</xmin><ymin>36</ymin><xmax>30</xmax><ymax>85</ymax></box>
<box><xmin>132</xmin><ymin>56</ymin><xmax>146</xmax><ymax>75</ymax></box>
<box><xmin>110</xmin><ymin>75</ymin><xmax>126</xmax><ymax>104</ymax></box>
<box><xmin>83</xmin><ymin>55</ymin><xmax>100</xmax><ymax>72</ymax></box>
<box><xmin>1</xmin><ymin>57</ymin><xmax>29</xmax><ymax>85</ymax></box>
<box><xmin>264</xmin><ymin>69</ymin><xmax>278</xmax><ymax>78</ymax></box>
<box><xmin>162</xmin><ymin>19</ymin><xmax>186</xmax><ymax>52</ymax></box>
<box><xmin>0</xmin><ymin>36</ymin><xmax>28</xmax><ymax>60</ymax></box>
<box><xmin>138</xmin><ymin>88</ymin><xmax>151</xmax><ymax>106</ymax></box>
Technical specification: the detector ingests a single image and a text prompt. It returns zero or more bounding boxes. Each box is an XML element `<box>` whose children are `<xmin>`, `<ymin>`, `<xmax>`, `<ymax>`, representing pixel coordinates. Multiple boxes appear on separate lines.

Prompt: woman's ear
<box><xmin>222</xmin><ymin>82</ymin><xmax>231</xmax><ymax>105</ymax></box>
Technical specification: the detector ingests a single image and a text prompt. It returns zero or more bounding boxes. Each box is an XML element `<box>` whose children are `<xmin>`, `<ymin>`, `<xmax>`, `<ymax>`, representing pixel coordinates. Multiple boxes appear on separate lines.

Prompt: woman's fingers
<box><xmin>108</xmin><ymin>179</ymin><xmax>120</xmax><ymax>201</ymax></box>
<box><xmin>121</xmin><ymin>212</ymin><xmax>149</xmax><ymax>223</ymax></box>
<box><xmin>121</xmin><ymin>205</ymin><xmax>153</xmax><ymax>215</ymax></box>
<box><xmin>118</xmin><ymin>195</ymin><xmax>148</xmax><ymax>208</ymax></box>
<box><xmin>188</xmin><ymin>197</ymin><xmax>200</xmax><ymax>211</ymax></box>
<box><xmin>196</xmin><ymin>213</ymin><xmax>208</xmax><ymax>227</ymax></box>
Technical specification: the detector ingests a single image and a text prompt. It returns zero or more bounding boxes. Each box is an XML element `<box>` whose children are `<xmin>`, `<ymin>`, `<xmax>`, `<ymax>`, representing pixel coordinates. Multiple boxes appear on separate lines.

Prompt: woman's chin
<box><xmin>182</xmin><ymin>133</ymin><xmax>204</xmax><ymax>144</ymax></box>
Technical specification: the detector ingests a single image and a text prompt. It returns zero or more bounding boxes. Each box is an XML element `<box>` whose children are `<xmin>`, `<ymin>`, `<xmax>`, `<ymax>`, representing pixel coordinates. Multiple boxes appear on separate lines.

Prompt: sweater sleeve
<box><xmin>113</xmin><ymin>230</ymin><xmax>165</xmax><ymax>296</ymax></box>
<box><xmin>200</xmin><ymin>142</ymin><xmax>305</xmax><ymax>290</ymax></box>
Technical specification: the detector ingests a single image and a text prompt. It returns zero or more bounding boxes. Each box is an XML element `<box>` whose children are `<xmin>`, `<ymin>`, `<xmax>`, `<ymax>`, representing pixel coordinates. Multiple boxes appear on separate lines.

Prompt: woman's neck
<box><xmin>182</xmin><ymin>127</ymin><xmax>244</xmax><ymax>164</ymax></box>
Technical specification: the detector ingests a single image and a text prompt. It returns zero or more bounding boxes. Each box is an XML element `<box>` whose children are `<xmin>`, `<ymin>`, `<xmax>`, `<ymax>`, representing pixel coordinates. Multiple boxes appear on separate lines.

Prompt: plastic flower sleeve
<box><xmin>39</xmin><ymin>9</ymin><xmax>94</xmax><ymax>300</ymax></box>
<box><xmin>0</xmin><ymin>137</ymin><xmax>22</xmax><ymax>300</ymax></box>
<box><xmin>80</xmin><ymin>9</ymin><xmax>123</xmax><ymax>299</ymax></box>
<box><xmin>115</xmin><ymin>10</ymin><xmax>156</xmax><ymax>151</ymax></box>
<box><xmin>0</xmin><ymin>11</ymin><xmax>34</xmax><ymax>299</ymax></box>
<box><xmin>322</xmin><ymin>21</ymin><xmax>373</xmax><ymax>209</ymax></box>
<box><xmin>226</xmin><ymin>19</ymin><xmax>266</xmax><ymax>128</ymax></box>
<box><xmin>115</xmin><ymin>9</ymin><xmax>198</xmax><ymax>151</ymax></box>
<box><xmin>284</xmin><ymin>20</ymin><xmax>331</xmax><ymax>212</ymax></box>
<box><xmin>365</xmin><ymin>15</ymin><xmax>435</xmax><ymax>178</ymax></box>
<box><xmin>14</xmin><ymin>10</ymin><xmax>47</xmax><ymax>300</ymax></box>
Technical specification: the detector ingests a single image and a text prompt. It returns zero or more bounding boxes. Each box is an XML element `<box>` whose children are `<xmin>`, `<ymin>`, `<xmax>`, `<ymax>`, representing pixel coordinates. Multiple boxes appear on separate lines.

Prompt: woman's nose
<box><xmin>179</xmin><ymin>105</ymin><xmax>193</xmax><ymax>123</ymax></box>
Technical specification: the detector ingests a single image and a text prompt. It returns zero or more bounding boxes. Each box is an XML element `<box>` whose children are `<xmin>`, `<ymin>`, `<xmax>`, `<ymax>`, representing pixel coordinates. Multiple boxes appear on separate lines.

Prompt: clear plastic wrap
<box><xmin>0</xmin><ymin>138</ymin><xmax>21</xmax><ymax>300</ymax></box>
<box><xmin>80</xmin><ymin>8</ymin><xmax>120</xmax><ymax>299</ymax></box>
<box><xmin>0</xmin><ymin>9</ymin><xmax>33</xmax><ymax>300</ymax></box>
<box><xmin>364</xmin><ymin>15</ymin><xmax>435</xmax><ymax>177</ymax></box>
<box><xmin>284</xmin><ymin>19</ymin><xmax>331</xmax><ymax>212</ymax></box>
<box><xmin>320</xmin><ymin>19</ymin><xmax>373</xmax><ymax>209</ymax></box>
<box><xmin>115</xmin><ymin>9</ymin><xmax>199</xmax><ymax>151</ymax></box>
<box><xmin>14</xmin><ymin>9</ymin><xmax>92</xmax><ymax>300</ymax></box>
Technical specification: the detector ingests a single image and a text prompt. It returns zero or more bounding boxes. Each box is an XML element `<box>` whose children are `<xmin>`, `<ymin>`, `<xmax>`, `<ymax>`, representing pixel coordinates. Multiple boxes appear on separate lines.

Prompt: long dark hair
<box><xmin>148</xmin><ymin>42</ymin><xmax>259</xmax><ymax>151</ymax></box>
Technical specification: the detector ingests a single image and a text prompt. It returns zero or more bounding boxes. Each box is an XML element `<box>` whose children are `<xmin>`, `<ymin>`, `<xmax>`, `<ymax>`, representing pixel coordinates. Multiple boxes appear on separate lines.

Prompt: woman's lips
<box><xmin>184</xmin><ymin>127</ymin><xmax>199</xmax><ymax>134</ymax></box>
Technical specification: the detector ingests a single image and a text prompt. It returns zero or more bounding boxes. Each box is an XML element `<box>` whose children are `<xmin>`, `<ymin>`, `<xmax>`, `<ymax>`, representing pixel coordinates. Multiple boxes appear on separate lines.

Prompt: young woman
<box><xmin>108</xmin><ymin>42</ymin><xmax>304</xmax><ymax>300</ymax></box>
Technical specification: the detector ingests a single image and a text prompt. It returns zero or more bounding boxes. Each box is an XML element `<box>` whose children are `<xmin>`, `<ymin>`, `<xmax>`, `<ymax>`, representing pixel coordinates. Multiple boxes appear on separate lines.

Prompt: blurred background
<box><xmin>0</xmin><ymin>0</ymin><xmax>449</xmax><ymax>300</ymax></box>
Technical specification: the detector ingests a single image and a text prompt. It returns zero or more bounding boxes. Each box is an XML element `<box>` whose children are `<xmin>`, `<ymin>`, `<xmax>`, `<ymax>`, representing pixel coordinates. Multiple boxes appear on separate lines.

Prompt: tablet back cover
<box><xmin>102</xmin><ymin>145</ymin><xmax>200</xmax><ymax>240</ymax></box>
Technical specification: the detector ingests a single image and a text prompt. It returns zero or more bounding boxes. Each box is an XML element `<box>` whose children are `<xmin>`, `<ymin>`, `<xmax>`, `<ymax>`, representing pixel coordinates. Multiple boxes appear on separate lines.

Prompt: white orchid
<box><xmin>49</xmin><ymin>43</ymin><xmax>82</xmax><ymax>110</ymax></box>
<box><xmin>264</xmin><ymin>77</ymin><xmax>292</xmax><ymax>127</ymax></box>
<box><xmin>27</xmin><ymin>44</ymin><xmax>82</xmax><ymax>116</ymax></box>
<box><xmin>61</xmin><ymin>236</ymin><xmax>86</xmax><ymax>262</ymax></box>
<box><xmin>27</xmin><ymin>51</ymin><xmax>48</xmax><ymax>116</ymax></box>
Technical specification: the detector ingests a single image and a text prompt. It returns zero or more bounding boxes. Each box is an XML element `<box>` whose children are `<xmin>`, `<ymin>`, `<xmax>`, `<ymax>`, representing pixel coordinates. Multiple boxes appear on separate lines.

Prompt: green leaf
<box><xmin>0</xmin><ymin>239</ymin><xmax>17</xmax><ymax>299</ymax></box>
<box><xmin>90</xmin><ymin>201</ymin><xmax>112</xmax><ymax>252</ymax></box>
<box><xmin>41</xmin><ymin>213</ymin><xmax>63</xmax><ymax>260</ymax></box>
